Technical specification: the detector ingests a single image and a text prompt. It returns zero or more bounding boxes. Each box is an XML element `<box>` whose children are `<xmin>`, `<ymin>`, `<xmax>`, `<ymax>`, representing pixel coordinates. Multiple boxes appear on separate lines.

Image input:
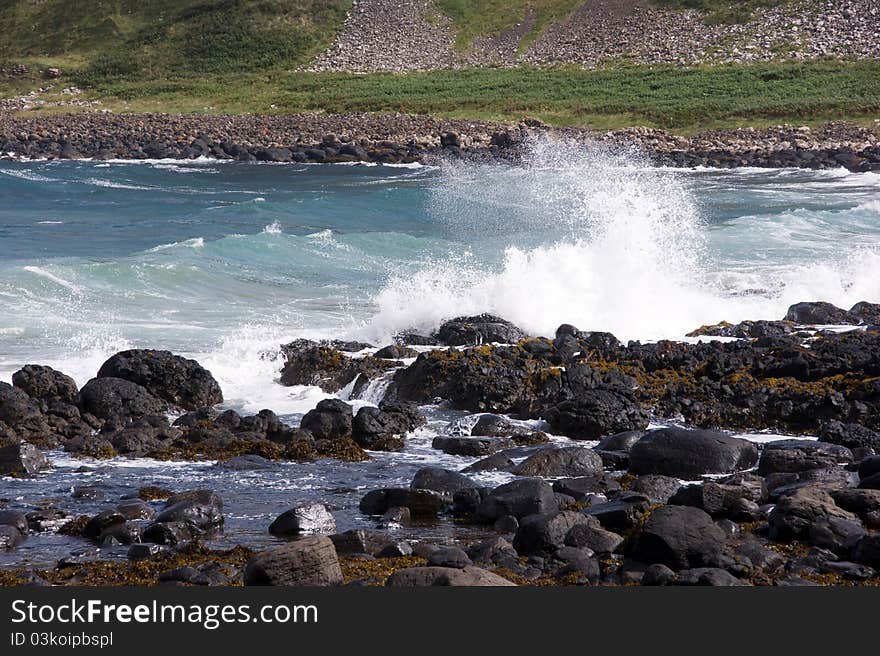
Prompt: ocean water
<box><xmin>1</xmin><ymin>142</ymin><xmax>879</xmax><ymax>567</ymax></box>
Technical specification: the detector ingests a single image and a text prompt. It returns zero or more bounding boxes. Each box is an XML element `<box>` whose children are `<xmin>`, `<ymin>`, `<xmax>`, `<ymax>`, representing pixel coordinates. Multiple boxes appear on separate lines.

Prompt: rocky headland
<box><xmin>3</xmin><ymin>299</ymin><xmax>880</xmax><ymax>586</ymax></box>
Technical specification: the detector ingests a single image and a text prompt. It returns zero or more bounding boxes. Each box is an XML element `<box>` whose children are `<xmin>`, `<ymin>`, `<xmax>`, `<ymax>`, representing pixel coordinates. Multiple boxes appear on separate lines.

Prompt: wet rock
<box><xmin>451</xmin><ymin>487</ymin><xmax>491</xmax><ymax>517</ymax></box>
<box><xmin>432</xmin><ymin>435</ymin><xmax>512</xmax><ymax>457</ymax></box>
<box><xmin>470</xmin><ymin>414</ymin><xmax>529</xmax><ymax>437</ymax></box>
<box><xmin>461</xmin><ymin>451</ymin><xmax>515</xmax><ymax>472</ymax></box>
<box><xmin>545</xmin><ymin>389</ymin><xmax>649</xmax><ymax>440</ymax></box>
<box><xmin>83</xmin><ymin>510</ymin><xmax>127</xmax><ymax>541</ymax></box>
<box><xmin>12</xmin><ymin>365</ymin><xmax>78</xmax><ymax>405</ymax></box>
<box><xmin>279</xmin><ymin>340</ymin><xmax>393</xmax><ymax>393</ymax></box>
<box><xmin>78</xmin><ymin>377</ymin><xmax>165</xmax><ymax>424</ymax></box>
<box><xmin>768</xmin><ymin>486</ymin><xmax>858</xmax><ymax>541</ymax></box>
<box><xmin>351</xmin><ymin>401</ymin><xmax>424</xmax><ymax>450</ymax></box>
<box><xmin>513</xmin><ymin>511</ymin><xmax>596</xmax><ymax>556</ymax></box>
<box><xmin>154</xmin><ymin>490</ymin><xmax>223</xmax><ymax>532</ymax></box>
<box><xmin>300</xmin><ymin>399</ymin><xmax>353</xmax><ymax>440</ymax></box>
<box><xmin>0</xmin><ymin>510</ymin><xmax>28</xmax><ymax>535</ymax></box>
<box><xmin>0</xmin><ymin>525</ymin><xmax>25</xmax><ymax>549</ymax></box>
<box><xmin>377</xmin><ymin>541</ymin><xmax>413</xmax><ymax>558</ymax></box>
<box><xmin>629</xmin><ymin>428</ymin><xmax>758</xmax><ymax>479</ymax></box>
<box><xmin>850</xmin><ymin>301</ymin><xmax>880</xmax><ymax>325</ymax></box>
<box><xmin>642</xmin><ymin>563</ymin><xmax>677</xmax><ymax>586</ymax></box>
<box><xmin>476</xmin><ymin>478</ymin><xmax>557</xmax><ymax>522</ymax></box>
<box><xmin>127</xmin><ymin>543</ymin><xmax>169</xmax><ymax>561</ymax></box>
<box><xmin>97</xmin><ymin>350</ymin><xmax>222</xmax><ymax>410</ymax></box>
<box><xmin>269</xmin><ymin>503</ymin><xmax>336</xmax><ymax>536</ymax></box>
<box><xmin>386</xmin><ymin>566</ymin><xmax>516</xmax><ymax>587</ymax></box>
<box><xmin>116</xmin><ymin>499</ymin><xmax>155</xmax><ymax>521</ymax></box>
<box><xmin>106</xmin><ymin>415</ymin><xmax>179</xmax><ymax>457</ymax></box>
<box><xmin>435</xmin><ymin>314</ymin><xmax>526</xmax><ymax>346</ymax></box>
<box><xmin>244</xmin><ymin>536</ymin><xmax>343</xmax><ymax>586</ymax></box>
<box><xmin>784</xmin><ymin>301</ymin><xmax>855</xmax><ymax>325</ymax></box>
<box><xmin>627</xmin><ymin>505</ymin><xmax>726</xmax><ymax>570</ymax></box>
<box><xmin>511</xmin><ymin>446</ymin><xmax>604</xmax><ymax>478</ymax></box>
<box><xmin>378</xmin><ymin>507</ymin><xmax>411</xmax><ymax>527</ymax></box>
<box><xmin>411</xmin><ymin>467</ymin><xmax>477</xmax><ymax>495</ymax></box>
<box><xmin>757</xmin><ymin>439</ymin><xmax>852</xmax><ymax>475</ymax></box>
<box><xmin>394</xmin><ymin>332</ymin><xmax>439</xmax><ymax>347</ymax></box>
<box><xmin>0</xmin><ymin>441</ymin><xmax>49</xmax><ymax>477</ymax></box>
<box><xmin>26</xmin><ymin>507</ymin><xmax>67</xmax><ymax>532</ymax></box>
<box><xmin>374</xmin><ymin>344</ymin><xmax>418</xmax><ymax>359</ymax></box>
<box><xmin>359</xmin><ymin>488</ymin><xmax>447</xmax><ymax>517</ymax></box>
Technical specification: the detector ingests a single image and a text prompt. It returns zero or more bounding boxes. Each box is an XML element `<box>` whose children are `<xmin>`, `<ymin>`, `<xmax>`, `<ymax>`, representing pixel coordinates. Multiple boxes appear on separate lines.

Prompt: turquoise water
<box><xmin>2</xmin><ymin>144</ymin><xmax>880</xmax><ymax>567</ymax></box>
<box><xmin>1</xmin><ymin>145</ymin><xmax>880</xmax><ymax>416</ymax></box>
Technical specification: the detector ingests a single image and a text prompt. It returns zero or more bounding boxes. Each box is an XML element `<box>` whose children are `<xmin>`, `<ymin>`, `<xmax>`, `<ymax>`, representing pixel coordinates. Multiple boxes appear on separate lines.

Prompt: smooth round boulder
<box><xmin>627</xmin><ymin>505</ymin><xmax>726</xmax><ymax>570</ymax></box>
<box><xmin>300</xmin><ymin>399</ymin><xmax>353</xmax><ymax>440</ymax></box>
<box><xmin>386</xmin><ymin>566</ymin><xmax>516</xmax><ymax>587</ymax></box>
<box><xmin>244</xmin><ymin>536</ymin><xmax>343</xmax><ymax>586</ymax></box>
<box><xmin>629</xmin><ymin>428</ymin><xmax>758</xmax><ymax>479</ymax></box>
<box><xmin>511</xmin><ymin>447</ymin><xmax>604</xmax><ymax>478</ymax></box>
<box><xmin>476</xmin><ymin>478</ymin><xmax>557</xmax><ymax>522</ymax></box>
<box><xmin>411</xmin><ymin>467</ymin><xmax>477</xmax><ymax>495</ymax></box>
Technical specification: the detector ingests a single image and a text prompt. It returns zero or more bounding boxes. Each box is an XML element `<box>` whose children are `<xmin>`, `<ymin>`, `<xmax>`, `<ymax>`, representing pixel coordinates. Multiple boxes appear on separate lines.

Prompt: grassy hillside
<box><xmin>0</xmin><ymin>0</ymin><xmax>352</xmax><ymax>77</ymax></box>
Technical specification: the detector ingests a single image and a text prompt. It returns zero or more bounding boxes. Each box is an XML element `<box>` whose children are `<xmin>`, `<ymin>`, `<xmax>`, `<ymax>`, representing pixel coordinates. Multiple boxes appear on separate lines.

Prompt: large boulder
<box><xmin>564</xmin><ymin>523</ymin><xmax>623</xmax><ymax>554</ymax></box>
<box><xmin>411</xmin><ymin>467</ymin><xmax>477</xmax><ymax>495</ymax></box>
<box><xmin>0</xmin><ymin>442</ymin><xmax>49</xmax><ymax>477</ymax></box>
<box><xmin>476</xmin><ymin>478</ymin><xmax>557</xmax><ymax>522</ymax></box>
<box><xmin>757</xmin><ymin>439</ymin><xmax>852</xmax><ymax>475</ymax></box>
<box><xmin>512</xmin><ymin>510</ymin><xmax>596</xmax><ymax>556</ymax></box>
<box><xmin>784</xmin><ymin>302</ymin><xmax>855</xmax><ymax>325</ymax></box>
<box><xmin>351</xmin><ymin>402</ymin><xmax>424</xmax><ymax>450</ymax></box>
<box><xmin>432</xmin><ymin>435</ymin><xmax>512</xmax><ymax>457</ymax></box>
<box><xmin>629</xmin><ymin>428</ymin><xmax>758</xmax><ymax>479</ymax></box>
<box><xmin>279</xmin><ymin>340</ymin><xmax>393</xmax><ymax>393</ymax></box>
<box><xmin>98</xmin><ymin>350</ymin><xmax>222</xmax><ymax>410</ymax></box>
<box><xmin>819</xmin><ymin>421</ymin><xmax>880</xmax><ymax>451</ymax></box>
<box><xmin>154</xmin><ymin>490</ymin><xmax>224</xmax><ymax>532</ymax></box>
<box><xmin>768</xmin><ymin>486</ymin><xmax>858</xmax><ymax>541</ymax></box>
<box><xmin>244</xmin><ymin>536</ymin><xmax>343</xmax><ymax>586</ymax></box>
<box><xmin>386</xmin><ymin>566</ymin><xmax>516</xmax><ymax>587</ymax></box>
<box><xmin>511</xmin><ymin>447</ymin><xmax>604</xmax><ymax>477</ymax></box>
<box><xmin>329</xmin><ymin>529</ymin><xmax>394</xmax><ymax>556</ymax></box>
<box><xmin>12</xmin><ymin>365</ymin><xmax>78</xmax><ymax>405</ymax></box>
<box><xmin>627</xmin><ymin>505</ymin><xmax>727</xmax><ymax>570</ymax></box>
<box><xmin>435</xmin><ymin>314</ymin><xmax>526</xmax><ymax>346</ymax></box>
<box><xmin>544</xmin><ymin>390</ymin><xmax>649</xmax><ymax>440</ymax></box>
<box><xmin>268</xmin><ymin>503</ymin><xmax>336</xmax><ymax>536</ymax></box>
<box><xmin>359</xmin><ymin>488</ymin><xmax>447</xmax><ymax>518</ymax></box>
<box><xmin>300</xmin><ymin>399</ymin><xmax>353</xmax><ymax>440</ymax></box>
<box><xmin>78</xmin><ymin>377</ymin><xmax>165</xmax><ymax>423</ymax></box>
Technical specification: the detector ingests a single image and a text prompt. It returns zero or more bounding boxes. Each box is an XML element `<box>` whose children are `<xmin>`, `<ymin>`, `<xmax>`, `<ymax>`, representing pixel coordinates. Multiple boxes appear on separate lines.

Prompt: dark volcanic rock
<box><xmin>564</xmin><ymin>523</ymin><xmax>623</xmax><ymax>554</ymax></box>
<box><xmin>97</xmin><ymin>350</ymin><xmax>222</xmax><ymax>410</ymax></box>
<box><xmin>432</xmin><ymin>435</ymin><xmax>512</xmax><ymax>457</ymax></box>
<box><xmin>244</xmin><ymin>536</ymin><xmax>343</xmax><ymax>586</ymax></box>
<box><xmin>476</xmin><ymin>479</ymin><xmax>557</xmax><ymax>522</ymax></box>
<box><xmin>351</xmin><ymin>401</ymin><xmax>424</xmax><ymax>450</ymax></box>
<box><xmin>596</xmin><ymin>430</ymin><xmax>645</xmax><ymax>452</ymax></box>
<box><xmin>629</xmin><ymin>428</ymin><xmax>758</xmax><ymax>479</ymax></box>
<box><xmin>411</xmin><ymin>467</ymin><xmax>477</xmax><ymax>495</ymax></box>
<box><xmin>819</xmin><ymin>421</ymin><xmax>880</xmax><ymax>451</ymax></box>
<box><xmin>300</xmin><ymin>399</ymin><xmax>353</xmax><ymax>440</ymax></box>
<box><xmin>758</xmin><ymin>439</ymin><xmax>853</xmax><ymax>475</ymax></box>
<box><xmin>768</xmin><ymin>486</ymin><xmax>857</xmax><ymax>541</ymax></box>
<box><xmin>329</xmin><ymin>529</ymin><xmax>394</xmax><ymax>556</ymax></box>
<box><xmin>435</xmin><ymin>314</ymin><xmax>526</xmax><ymax>346</ymax></box>
<box><xmin>78</xmin><ymin>377</ymin><xmax>165</xmax><ymax>423</ymax></box>
<box><xmin>359</xmin><ymin>488</ymin><xmax>447</xmax><ymax>517</ymax></box>
<box><xmin>12</xmin><ymin>365</ymin><xmax>78</xmax><ymax>405</ymax></box>
<box><xmin>154</xmin><ymin>490</ymin><xmax>224</xmax><ymax>532</ymax></box>
<box><xmin>386</xmin><ymin>566</ymin><xmax>515</xmax><ymax>587</ymax></box>
<box><xmin>627</xmin><ymin>505</ymin><xmax>726</xmax><ymax>570</ymax></box>
<box><xmin>279</xmin><ymin>339</ymin><xmax>394</xmax><ymax>393</ymax></box>
<box><xmin>545</xmin><ymin>390</ymin><xmax>649</xmax><ymax>439</ymax></box>
<box><xmin>784</xmin><ymin>301</ymin><xmax>855</xmax><ymax>325</ymax></box>
<box><xmin>0</xmin><ymin>442</ymin><xmax>49</xmax><ymax>477</ymax></box>
<box><xmin>268</xmin><ymin>503</ymin><xmax>336</xmax><ymax>536</ymax></box>
<box><xmin>584</xmin><ymin>492</ymin><xmax>653</xmax><ymax>533</ymax></box>
<box><xmin>513</xmin><ymin>510</ymin><xmax>596</xmax><ymax>556</ymax></box>
<box><xmin>511</xmin><ymin>446</ymin><xmax>604</xmax><ymax>477</ymax></box>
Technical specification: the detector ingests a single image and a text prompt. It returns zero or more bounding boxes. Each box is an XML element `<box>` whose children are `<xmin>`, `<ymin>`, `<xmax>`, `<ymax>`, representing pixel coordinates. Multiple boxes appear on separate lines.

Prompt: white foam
<box><xmin>22</xmin><ymin>266</ymin><xmax>82</xmax><ymax>294</ymax></box>
<box><xmin>262</xmin><ymin>221</ymin><xmax>283</xmax><ymax>235</ymax></box>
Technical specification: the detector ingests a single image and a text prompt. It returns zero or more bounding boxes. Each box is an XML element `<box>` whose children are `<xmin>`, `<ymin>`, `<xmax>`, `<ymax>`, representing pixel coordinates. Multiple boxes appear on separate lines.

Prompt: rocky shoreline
<box><xmin>3</xmin><ymin>299</ymin><xmax>880</xmax><ymax>586</ymax></box>
<box><xmin>1</xmin><ymin>113</ymin><xmax>879</xmax><ymax>172</ymax></box>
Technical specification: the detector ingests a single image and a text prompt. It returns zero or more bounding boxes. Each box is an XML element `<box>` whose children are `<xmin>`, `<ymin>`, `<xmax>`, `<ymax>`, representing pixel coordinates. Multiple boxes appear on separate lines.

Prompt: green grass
<box><xmin>19</xmin><ymin>61</ymin><xmax>875</xmax><ymax>132</ymax></box>
<box><xmin>0</xmin><ymin>0</ymin><xmax>352</xmax><ymax>77</ymax></box>
<box><xmin>436</xmin><ymin>0</ymin><xmax>581</xmax><ymax>51</ymax></box>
